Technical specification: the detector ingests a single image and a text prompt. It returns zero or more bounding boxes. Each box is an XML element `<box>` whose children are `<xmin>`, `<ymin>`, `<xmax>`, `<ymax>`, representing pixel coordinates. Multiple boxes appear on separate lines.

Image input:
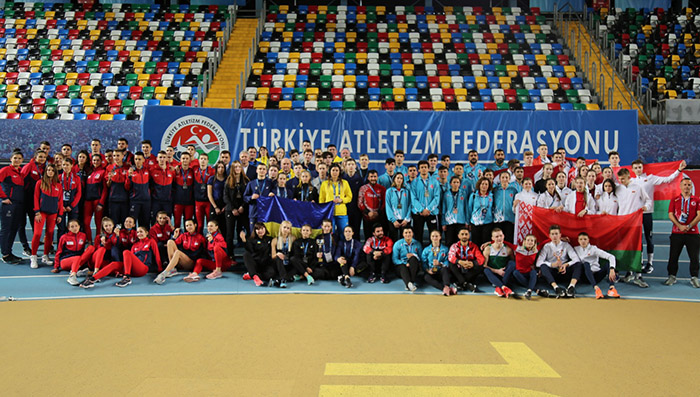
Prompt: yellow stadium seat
<box><xmin>33</xmin><ymin>113</ymin><xmax>48</xmax><ymax>120</ymax></box>
<box><xmin>586</xmin><ymin>104</ymin><xmax>600</xmax><ymax>110</ymax></box>
<box><xmin>133</xmin><ymin>62</ymin><xmax>145</xmax><ymax>74</ymax></box>
<box><xmin>155</xmin><ymin>86</ymin><xmax>167</xmax><ymax>100</ymax></box>
<box><xmin>475</xmin><ymin>76</ymin><xmax>488</xmax><ymax>89</ymax></box>
<box><xmin>279</xmin><ymin>100</ymin><xmax>292</xmax><ymax>110</ymax></box>
<box><xmin>100</xmin><ymin>114</ymin><xmax>114</xmax><ymax>120</ymax></box>
<box><xmin>83</xmin><ymin>99</ymin><xmax>96</xmax><ymax>114</ymax></box>
<box><xmin>433</xmin><ymin>101</ymin><xmax>446</xmax><ymax>111</ymax></box>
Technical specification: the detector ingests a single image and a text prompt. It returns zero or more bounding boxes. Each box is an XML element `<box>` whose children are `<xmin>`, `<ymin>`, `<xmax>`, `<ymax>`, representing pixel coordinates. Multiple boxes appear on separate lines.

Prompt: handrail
<box><xmin>554</xmin><ymin>3</ymin><xmax>650</xmax><ymax>122</ymax></box>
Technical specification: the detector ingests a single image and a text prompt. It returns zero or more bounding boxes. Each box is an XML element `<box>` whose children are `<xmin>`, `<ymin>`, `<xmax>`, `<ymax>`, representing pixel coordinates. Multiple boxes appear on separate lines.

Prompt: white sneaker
<box><xmin>154</xmin><ymin>271</ymin><xmax>167</xmax><ymax>285</ymax></box>
<box><xmin>30</xmin><ymin>255</ymin><xmax>38</xmax><ymax>269</ymax></box>
<box><xmin>76</xmin><ymin>268</ymin><xmax>90</xmax><ymax>277</ymax></box>
<box><xmin>407</xmin><ymin>282</ymin><xmax>417</xmax><ymax>292</ymax></box>
<box><xmin>165</xmin><ymin>269</ymin><xmax>178</xmax><ymax>278</ymax></box>
<box><xmin>66</xmin><ymin>273</ymin><xmax>79</xmax><ymax>286</ymax></box>
<box><xmin>41</xmin><ymin>255</ymin><xmax>52</xmax><ymax>265</ymax></box>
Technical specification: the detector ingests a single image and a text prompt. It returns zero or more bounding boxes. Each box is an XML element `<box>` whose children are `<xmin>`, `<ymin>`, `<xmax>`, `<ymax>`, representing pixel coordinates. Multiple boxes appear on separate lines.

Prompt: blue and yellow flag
<box><xmin>257</xmin><ymin>196</ymin><xmax>335</xmax><ymax>238</ymax></box>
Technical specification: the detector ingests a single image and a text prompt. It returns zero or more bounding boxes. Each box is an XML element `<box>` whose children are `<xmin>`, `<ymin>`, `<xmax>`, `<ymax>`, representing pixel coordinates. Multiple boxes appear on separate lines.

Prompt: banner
<box><xmin>256</xmin><ymin>196</ymin><xmax>334</xmax><ymax>238</ymax></box>
<box><xmin>515</xmin><ymin>202</ymin><xmax>643</xmax><ymax>272</ymax></box>
<box><xmin>621</xmin><ymin>160</ymin><xmax>683</xmax><ymax>220</ymax></box>
<box><xmin>141</xmin><ymin>106</ymin><xmax>639</xmax><ymax>166</ymax></box>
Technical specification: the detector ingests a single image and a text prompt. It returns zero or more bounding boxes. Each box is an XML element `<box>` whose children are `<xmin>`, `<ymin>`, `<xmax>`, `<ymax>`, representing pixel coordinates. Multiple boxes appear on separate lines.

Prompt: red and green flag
<box><xmin>619</xmin><ymin>160</ymin><xmax>683</xmax><ymax>220</ymax></box>
<box><xmin>516</xmin><ymin>203</ymin><xmax>642</xmax><ymax>271</ymax></box>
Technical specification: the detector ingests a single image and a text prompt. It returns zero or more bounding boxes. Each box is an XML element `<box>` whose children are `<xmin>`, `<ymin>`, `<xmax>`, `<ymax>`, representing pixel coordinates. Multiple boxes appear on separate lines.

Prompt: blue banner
<box><xmin>257</xmin><ymin>196</ymin><xmax>334</xmax><ymax>237</ymax></box>
<box><xmin>141</xmin><ymin>106</ymin><xmax>639</xmax><ymax>166</ymax></box>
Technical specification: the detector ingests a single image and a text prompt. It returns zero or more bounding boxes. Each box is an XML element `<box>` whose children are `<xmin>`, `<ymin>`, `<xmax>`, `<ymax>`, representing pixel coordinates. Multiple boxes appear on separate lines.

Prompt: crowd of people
<box><xmin>1</xmin><ymin>138</ymin><xmax>698</xmax><ymax>297</ymax></box>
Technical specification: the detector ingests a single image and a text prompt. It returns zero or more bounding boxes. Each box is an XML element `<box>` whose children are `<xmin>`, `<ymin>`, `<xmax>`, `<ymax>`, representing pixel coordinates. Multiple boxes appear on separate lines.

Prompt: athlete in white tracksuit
<box><xmin>616</xmin><ymin>168</ymin><xmax>653</xmax><ymax>287</ymax></box>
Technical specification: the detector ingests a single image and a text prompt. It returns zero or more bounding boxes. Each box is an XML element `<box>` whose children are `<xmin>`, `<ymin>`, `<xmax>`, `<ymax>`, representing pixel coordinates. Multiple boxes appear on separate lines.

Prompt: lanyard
<box><xmin>197</xmin><ymin>167</ymin><xmax>207</xmax><ymax>183</ymax></box>
<box><xmin>422</xmin><ymin>178</ymin><xmax>430</xmax><ymax>199</ymax></box>
<box><xmin>256</xmin><ymin>178</ymin><xmax>266</xmax><ymax>193</ymax></box>
<box><xmin>368</xmin><ymin>183</ymin><xmax>377</xmax><ymax>197</ymax></box>
<box><xmin>460</xmin><ymin>243</ymin><xmax>468</xmax><ymax>259</ymax></box>
<box><xmin>282</xmin><ymin>238</ymin><xmax>289</xmax><ymax>253</ymax></box>
<box><xmin>301</xmin><ymin>186</ymin><xmax>308</xmax><ymax>201</ymax></box>
<box><xmin>682</xmin><ymin>196</ymin><xmax>691</xmax><ymax>214</ymax></box>
<box><xmin>303</xmin><ymin>242</ymin><xmax>308</xmax><ymax>256</ymax></box>
<box><xmin>451</xmin><ymin>190</ymin><xmax>459</xmax><ymax>212</ymax></box>
<box><xmin>62</xmin><ymin>172</ymin><xmax>73</xmax><ymax>191</ymax></box>
<box><xmin>405</xmin><ymin>240</ymin><xmax>413</xmax><ymax>255</ymax></box>
<box><xmin>277</xmin><ymin>186</ymin><xmax>285</xmax><ymax>198</ymax></box>
<box><xmin>372</xmin><ymin>237</ymin><xmax>380</xmax><ymax>250</ymax></box>
<box><xmin>344</xmin><ymin>241</ymin><xmax>351</xmax><ymax>257</ymax></box>
<box><xmin>332</xmin><ymin>181</ymin><xmax>341</xmax><ymax>197</ymax></box>
<box><xmin>181</xmin><ymin>168</ymin><xmax>189</xmax><ymax>184</ymax></box>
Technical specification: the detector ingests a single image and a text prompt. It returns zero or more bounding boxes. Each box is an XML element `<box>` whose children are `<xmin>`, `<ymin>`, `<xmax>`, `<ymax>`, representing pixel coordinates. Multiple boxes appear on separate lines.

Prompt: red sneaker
<box><xmin>253</xmin><ymin>275</ymin><xmax>263</xmax><ymax>287</ymax></box>
<box><xmin>502</xmin><ymin>286</ymin><xmax>514</xmax><ymax>298</ymax></box>
<box><xmin>242</xmin><ymin>272</ymin><xmax>252</xmax><ymax>281</ymax></box>
<box><xmin>607</xmin><ymin>286</ymin><xmax>621</xmax><ymax>298</ymax></box>
<box><xmin>494</xmin><ymin>286</ymin><xmax>505</xmax><ymax>297</ymax></box>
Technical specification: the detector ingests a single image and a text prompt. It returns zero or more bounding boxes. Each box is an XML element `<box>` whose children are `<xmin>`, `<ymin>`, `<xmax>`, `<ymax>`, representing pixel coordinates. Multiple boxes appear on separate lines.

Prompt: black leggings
<box><xmin>449</xmin><ymin>263</ymin><xmax>483</xmax><ymax>286</ymax></box>
<box><xmin>243</xmin><ymin>252</ymin><xmax>276</xmax><ymax>281</ymax></box>
<box><xmin>540</xmin><ymin>262</ymin><xmax>583</xmax><ymax>287</ymax></box>
<box><xmin>397</xmin><ymin>256</ymin><xmax>420</xmax><ymax>287</ymax></box>
<box><xmin>443</xmin><ymin>223</ymin><xmax>464</xmax><ymax>247</ymax></box>
<box><xmin>366</xmin><ymin>252</ymin><xmax>392</xmax><ymax>278</ymax></box>
<box><xmin>643</xmin><ymin>212</ymin><xmax>653</xmax><ymax>254</ymax></box>
<box><xmin>668</xmin><ymin>233</ymin><xmax>700</xmax><ymax>277</ymax></box>
<box><xmin>424</xmin><ymin>267</ymin><xmax>451</xmax><ymax>290</ymax></box>
<box><xmin>470</xmin><ymin>223</ymin><xmax>493</xmax><ymax>247</ymax></box>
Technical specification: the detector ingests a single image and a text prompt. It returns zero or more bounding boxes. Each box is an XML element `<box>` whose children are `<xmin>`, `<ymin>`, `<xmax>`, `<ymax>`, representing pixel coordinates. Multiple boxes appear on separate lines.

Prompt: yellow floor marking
<box><xmin>319</xmin><ymin>385</ymin><xmax>559</xmax><ymax>396</ymax></box>
<box><xmin>325</xmin><ymin>342</ymin><xmax>560</xmax><ymax>378</ymax></box>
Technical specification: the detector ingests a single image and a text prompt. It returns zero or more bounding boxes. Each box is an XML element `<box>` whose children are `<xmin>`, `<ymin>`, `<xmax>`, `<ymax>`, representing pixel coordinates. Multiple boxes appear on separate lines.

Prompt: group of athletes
<box><xmin>1</xmin><ymin>138</ymin><xmax>698</xmax><ymax>297</ymax></box>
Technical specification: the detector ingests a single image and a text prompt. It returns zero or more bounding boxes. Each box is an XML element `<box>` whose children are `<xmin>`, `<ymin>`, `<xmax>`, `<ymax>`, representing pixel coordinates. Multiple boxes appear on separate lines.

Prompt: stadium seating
<box><xmin>241</xmin><ymin>5</ymin><xmax>598</xmax><ymax>111</ymax></box>
<box><xmin>0</xmin><ymin>1</ymin><xmax>232</xmax><ymax>119</ymax></box>
<box><xmin>596</xmin><ymin>7</ymin><xmax>700</xmax><ymax>103</ymax></box>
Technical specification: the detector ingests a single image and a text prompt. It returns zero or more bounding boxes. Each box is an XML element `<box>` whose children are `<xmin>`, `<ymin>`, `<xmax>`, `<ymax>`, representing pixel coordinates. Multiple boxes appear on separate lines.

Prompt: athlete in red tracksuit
<box><xmin>83</xmin><ymin>154</ymin><xmax>107</xmax><ymax>243</ymax></box>
<box><xmin>19</xmin><ymin>150</ymin><xmax>47</xmax><ymax>253</ymax></box>
<box><xmin>106</xmin><ymin>149</ymin><xmax>131</xmax><ymax>225</ymax></box>
<box><xmin>150</xmin><ymin>152</ymin><xmax>174</xmax><ymax>223</ymax></box>
<box><xmin>149</xmin><ymin>211</ymin><xmax>173</xmax><ymax>265</ymax></box>
<box><xmin>193</xmin><ymin>154</ymin><xmax>214</xmax><ymax>234</ymax></box>
<box><xmin>127</xmin><ymin>153</ymin><xmax>151</xmax><ymax>227</ymax></box>
<box><xmin>86</xmin><ymin>226</ymin><xmax>162</xmax><ymax>288</ymax></box>
<box><xmin>57</xmin><ymin>158</ymin><xmax>82</xmax><ymax>239</ymax></box>
<box><xmin>114</xmin><ymin>216</ymin><xmax>138</xmax><ymax>261</ymax></box>
<box><xmin>31</xmin><ymin>164</ymin><xmax>64</xmax><ymax>265</ymax></box>
<box><xmin>185</xmin><ymin>220</ymin><xmax>233</xmax><ymax>282</ymax></box>
<box><xmin>89</xmin><ymin>217</ymin><xmax>119</xmax><ymax>279</ymax></box>
<box><xmin>173</xmin><ymin>153</ymin><xmax>195</xmax><ymax>228</ymax></box>
<box><xmin>51</xmin><ymin>219</ymin><xmax>96</xmax><ymax>285</ymax></box>
<box><xmin>155</xmin><ymin>219</ymin><xmax>206</xmax><ymax>284</ymax></box>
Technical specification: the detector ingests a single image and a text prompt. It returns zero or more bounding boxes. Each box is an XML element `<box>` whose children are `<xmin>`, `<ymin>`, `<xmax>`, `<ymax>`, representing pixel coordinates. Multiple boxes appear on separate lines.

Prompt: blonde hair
<box><xmin>276</xmin><ymin>220</ymin><xmax>296</xmax><ymax>250</ymax></box>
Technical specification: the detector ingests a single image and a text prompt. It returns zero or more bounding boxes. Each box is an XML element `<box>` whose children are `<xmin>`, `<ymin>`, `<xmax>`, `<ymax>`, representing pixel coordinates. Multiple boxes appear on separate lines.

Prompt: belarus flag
<box><xmin>515</xmin><ymin>203</ymin><xmax>643</xmax><ymax>272</ymax></box>
<box><xmin>619</xmin><ymin>160</ymin><xmax>684</xmax><ymax>220</ymax></box>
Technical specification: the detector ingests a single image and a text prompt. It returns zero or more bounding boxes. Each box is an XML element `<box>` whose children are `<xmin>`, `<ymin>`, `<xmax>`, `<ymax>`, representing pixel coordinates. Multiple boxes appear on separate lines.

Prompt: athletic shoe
<box><xmin>80</xmin><ymin>277</ymin><xmax>95</xmax><ymax>289</ymax></box>
<box><xmin>345</xmin><ymin>277</ymin><xmax>353</xmax><ymax>288</ymax></box>
<box><xmin>502</xmin><ymin>286</ymin><xmax>514</xmax><ymax>298</ymax></box>
<box><xmin>554</xmin><ymin>286</ymin><xmax>566</xmax><ymax>299</ymax></box>
<box><xmin>536</xmin><ymin>289</ymin><xmax>550</xmax><ymax>298</ymax></box>
<box><xmin>253</xmin><ymin>275</ymin><xmax>264</xmax><ymax>287</ymax></box>
<box><xmin>2</xmin><ymin>255</ymin><xmax>20</xmax><ymax>264</ymax></box>
<box><xmin>367</xmin><ymin>273</ymin><xmax>377</xmax><ymax>283</ymax></box>
<box><xmin>407</xmin><ymin>282</ymin><xmax>417</xmax><ymax>292</ymax></box>
<box><xmin>115</xmin><ymin>276</ymin><xmax>131</xmax><ymax>288</ymax></box>
<box><xmin>566</xmin><ymin>285</ymin><xmax>576</xmax><ymax>298</ymax></box>
<box><xmin>9</xmin><ymin>253</ymin><xmax>22</xmax><ymax>262</ymax></box>
<box><xmin>76</xmin><ymin>268</ymin><xmax>90</xmax><ymax>277</ymax></box>
<box><xmin>268</xmin><ymin>279</ymin><xmax>276</xmax><ymax>288</ymax></box>
<box><xmin>48</xmin><ymin>246</ymin><xmax>55</xmax><ymax>255</ymax></box>
<box><xmin>525</xmin><ymin>289</ymin><xmax>533</xmax><ymax>300</ymax></box>
<box><xmin>442</xmin><ymin>286</ymin><xmax>450</xmax><ymax>296</ymax></box>
<box><xmin>206</xmin><ymin>269</ymin><xmax>223</xmax><ymax>280</ymax></box>
<box><xmin>494</xmin><ymin>286</ymin><xmax>505</xmax><ymax>297</ymax></box>
<box><xmin>242</xmin><ymin>272</ymin><xmax>252</xmax><ymax>281</ymax></box>
<box><xmin>633</xmin><ymin>276</ymin><xmax>649</xmax><ymax>288</ymax></box>
<box><xmin>691</xmin><ymin>277</ymin><xmax>700</xmax><ymax>289</ymax></box>
<box><xmin>29</xmin><ymin>255</ymin><xmax>38</xmax><ymax>269</ymax></box>
<box><xmin>67</xmin><ymin>273</ymin><xmax>79</xmax><ymax>286</ymax></box>
<box><xmin>450</xmin><ymin>286</ymin><xmax>458</xmax><ymax>295</ymax></box>
<box><xmin>279</xmin><ymin>280</ymin><xmax>287</xmax><ymax>288</ymax></box>
<box><xmin>306</xmin><ymin>274</ymin><xmax>314</xmax><ymax>285</ymax></box>
<box><xmin>607</xmin><ymin>286</ymin><xmax>621</xmax><ymax>298</ymax></box>
<box><xmin>164</xmin><ymin>269</ymin><xmax>177</xmax><ymax>278</ymax></box>
<box><xmin>292</xmin><ymin>275</ymin><xmax>302</xmax><ymax>282</ymax></box>
<box><xmin>154</xmin><ymin>271</ymin><xmax>167</xmax><ymax>285</ymax></box>
<box><xmin>642</xmin><ymin>262</ymin><xmax>654</xmax><ymax>274</ymax></box>
<box><xmin>621</xmin><ymin>272</ymin><xmax>635</xmax><ymax>283</ymax></box>
<box><xmin>41</xmin><ymin>255</ymin><xmax>52</xmax><ymax>265</ymax></box>
<box><xmin>595</xmin><ymin>287</ymin><xmax>604</xmax><ymax>299</ymax></box>
<box><xmin>338</xmin><ymin>275</ymin><xmax>346</xmax><ymax>286</ymax></box>
<box><xmin>464</xmin><ymin>282</ymin><xmax>477</xmax><ymax>293</ymax></box>
<box><xmin>381</xmin><ymin>274</ymin><xmax>389</xmax><ymax>284</ymax></box>
<box><xmin>184</xmin><ymin>273</ymin><xmax>200</xmax><ymax>283</ymax></box>
<box><xmin>22</xmin><ymin>247</ymin><xmax>32</xmax><ymax>257</ymax></box>
<box><xmin>663</xmin><ymin>275</ymin><xmax>677</xmax><ymax>286</ymax></box>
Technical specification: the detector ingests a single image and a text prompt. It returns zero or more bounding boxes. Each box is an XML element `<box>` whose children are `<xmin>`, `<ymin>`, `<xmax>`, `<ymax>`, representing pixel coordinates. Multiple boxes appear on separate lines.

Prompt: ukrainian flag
<box><xmin>257</xmin><ymin>196</ymin><xmax>335</xmax><ymax>238</ymax></box>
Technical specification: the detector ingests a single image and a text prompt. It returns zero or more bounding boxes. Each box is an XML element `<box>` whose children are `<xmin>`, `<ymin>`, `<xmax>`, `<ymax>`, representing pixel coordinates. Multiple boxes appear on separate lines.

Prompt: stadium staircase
<box><xmin>558</xmin><ymin>19</ymin><xmax>651</xmax><ymax>123</ymax></box>
<box><xmin>204</xmin><ymin>18</ymin><xmax>259</xmax><ymax>108</ymax></box>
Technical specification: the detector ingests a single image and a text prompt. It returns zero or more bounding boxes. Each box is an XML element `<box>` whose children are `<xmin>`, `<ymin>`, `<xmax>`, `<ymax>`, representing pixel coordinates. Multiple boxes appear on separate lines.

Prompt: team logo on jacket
<box><xmin>161</xmin><ymin>115</ymin><xmax>229</xmax><ymax>167</ymax></box>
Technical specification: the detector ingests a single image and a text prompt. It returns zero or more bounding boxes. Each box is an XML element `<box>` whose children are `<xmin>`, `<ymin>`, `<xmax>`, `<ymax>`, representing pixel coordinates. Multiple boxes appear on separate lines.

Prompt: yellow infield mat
<box><xmin>1</xmin><ymin>295</ymin><xmax>698</xmax><ymax>396</ymax></box>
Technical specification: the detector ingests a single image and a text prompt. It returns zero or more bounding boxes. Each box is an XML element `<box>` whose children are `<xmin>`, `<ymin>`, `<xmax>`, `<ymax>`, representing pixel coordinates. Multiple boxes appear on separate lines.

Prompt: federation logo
<box><xmin>161</xmin><ymin>115</ymin><xmax>229</xmax><ymax>167</ymax></box>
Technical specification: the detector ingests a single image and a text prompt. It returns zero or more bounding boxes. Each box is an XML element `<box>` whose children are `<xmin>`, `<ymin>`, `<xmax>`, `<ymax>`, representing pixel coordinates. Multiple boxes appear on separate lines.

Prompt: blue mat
<box><xmin>1</xmin><ymin>220</ymin><xmax>699</xmax><ymax>302</ymax></box>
